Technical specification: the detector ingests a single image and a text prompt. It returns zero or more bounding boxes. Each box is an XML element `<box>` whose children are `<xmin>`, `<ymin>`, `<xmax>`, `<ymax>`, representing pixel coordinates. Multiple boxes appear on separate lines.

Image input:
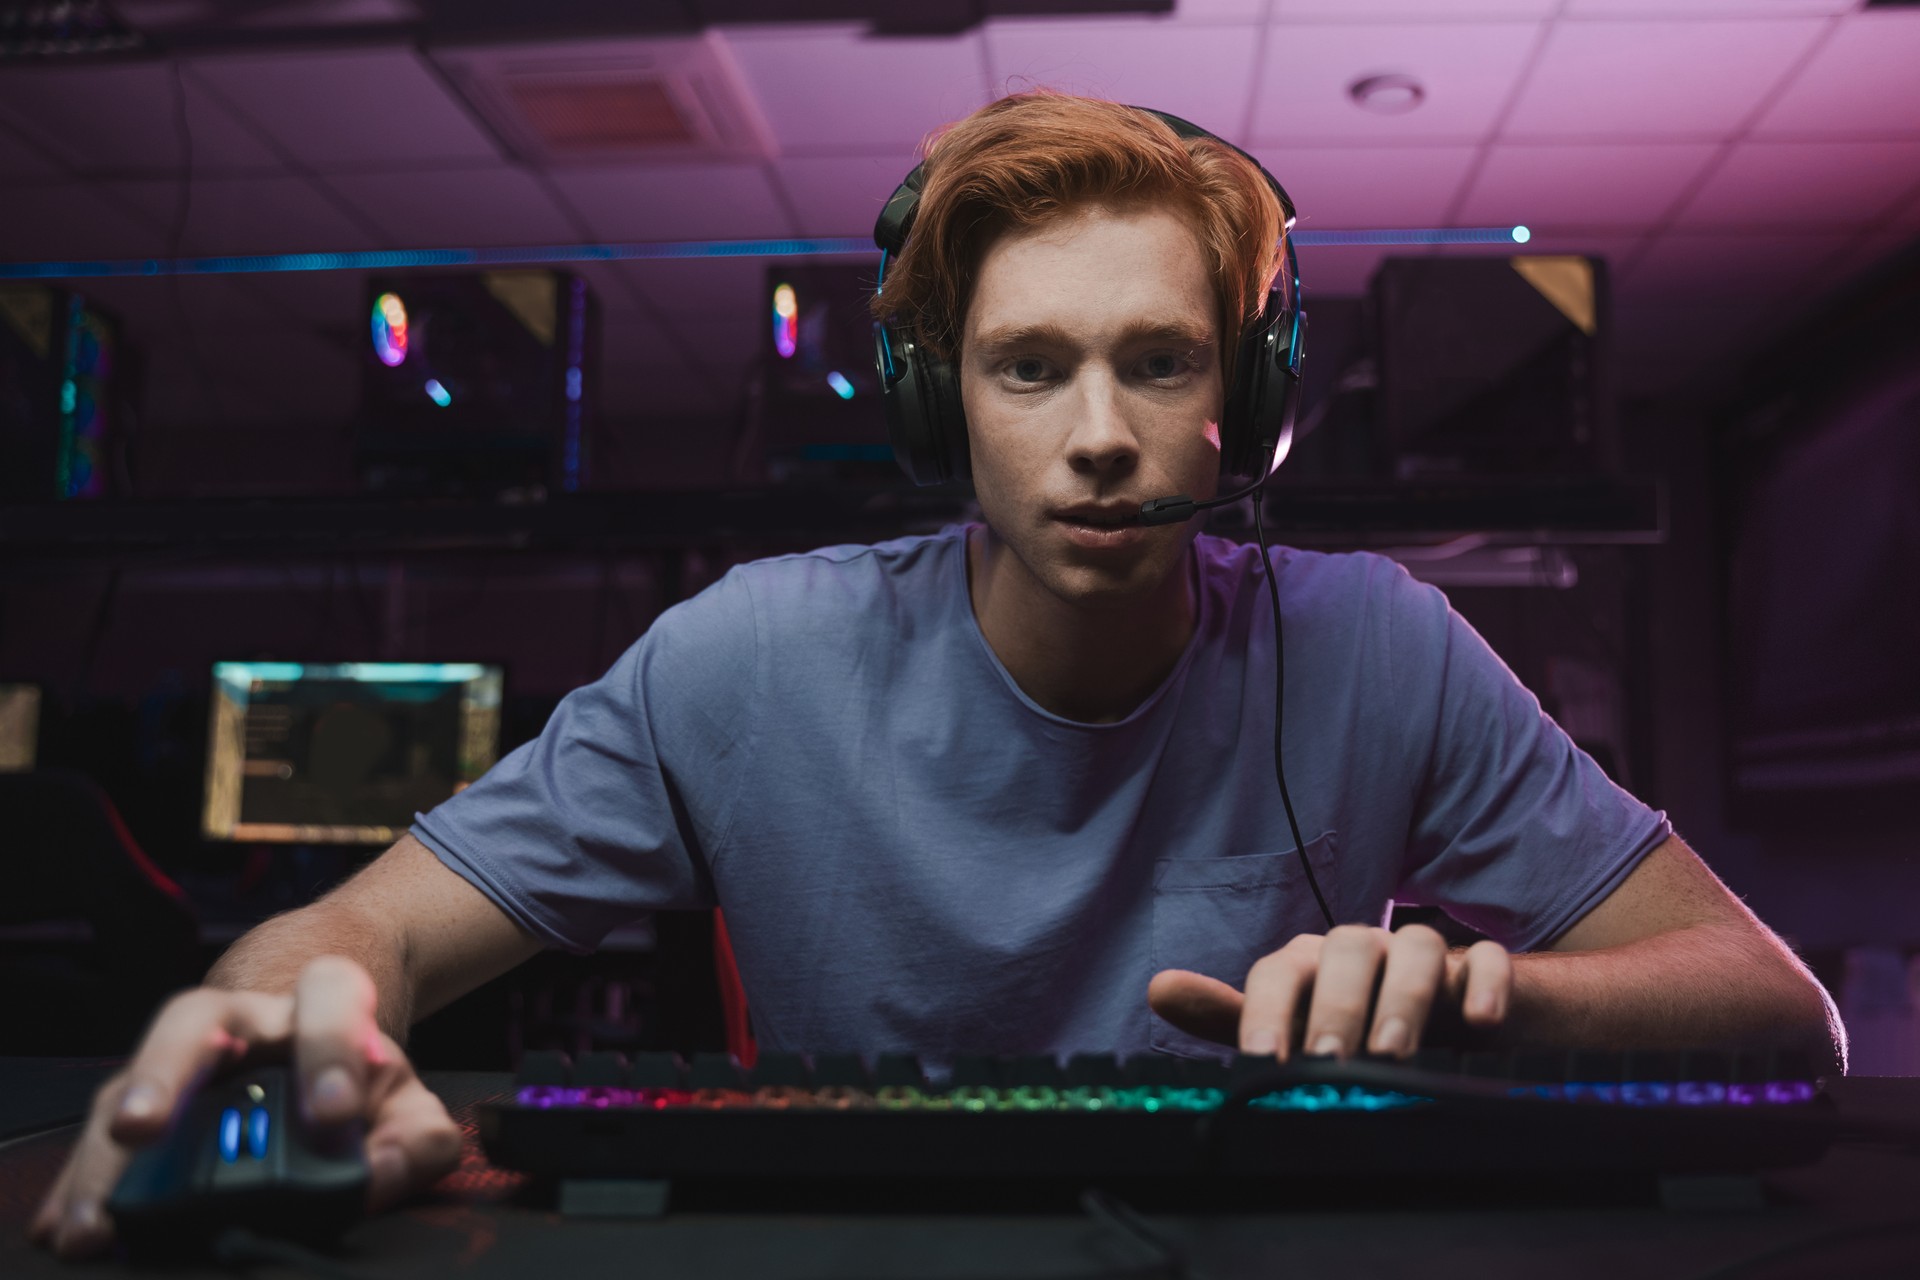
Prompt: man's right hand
<box><xmin>29</xmin><ymin>955</ymin><xmax>462</xmax><ymax>1260</ymax></box>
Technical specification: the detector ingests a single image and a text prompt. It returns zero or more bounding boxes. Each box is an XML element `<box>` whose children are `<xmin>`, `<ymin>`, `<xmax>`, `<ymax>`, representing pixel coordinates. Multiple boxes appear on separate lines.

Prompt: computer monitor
<box><xmin>0</xmin><ymin>682</ymin><xmax>41</xmax><ymax>772</ymax></box>
<box><xmin>201</xmin><ymin>662</ymin><xmax>503</xmax><ymax>844</ymax></box>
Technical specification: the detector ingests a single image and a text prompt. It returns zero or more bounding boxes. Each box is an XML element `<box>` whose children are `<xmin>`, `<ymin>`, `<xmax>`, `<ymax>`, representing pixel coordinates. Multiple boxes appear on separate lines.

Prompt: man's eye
<box><xmin>1141</xmin><ymin>353</ymin><xmax>1188</xmax><ymax>380</ymax></box>
<box><xmin>1008</xmin><ymin>358</ymin><xmax>1051</xmax><ymax>383</ymax></box>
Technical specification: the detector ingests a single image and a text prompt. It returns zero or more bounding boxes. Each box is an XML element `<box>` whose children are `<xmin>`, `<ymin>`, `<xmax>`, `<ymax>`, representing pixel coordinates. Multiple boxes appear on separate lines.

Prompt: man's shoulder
<box><xmin>727</xmin><ymin>526</ymin><xmax>965</xmax><ymax>598</ymax></box>
<box><xmin>1193</xmin><ymin>534</ymin><xmax>1418</xmax><ymax>608</ymax></box>
<box><xmin>670</xmin><ymin>526</ymin><xmax>966</xmax><ymax>638</ymax></box>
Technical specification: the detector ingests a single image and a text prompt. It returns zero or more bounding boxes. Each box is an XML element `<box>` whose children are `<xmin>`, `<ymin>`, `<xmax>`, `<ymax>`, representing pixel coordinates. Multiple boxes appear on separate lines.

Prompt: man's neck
<box><xmin>966</xmin><ymin>525</ymin><xmax>1198</xmax><ymax>725</ymax></box>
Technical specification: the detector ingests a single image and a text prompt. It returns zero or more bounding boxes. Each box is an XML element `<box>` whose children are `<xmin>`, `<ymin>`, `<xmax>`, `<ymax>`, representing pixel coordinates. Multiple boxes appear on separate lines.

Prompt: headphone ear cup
<box><xmin>1219</xmin><ymin>300</ymin><xmax>1303</xmax><ymax>481</ymax></box>
<box><xmin>1220</xmin><ymin>307</ymin><xmax>1277</xmax><ymax>479</ymax></box>
<box><xmin>877</xmin><ymin>320</ymin><xmax>969</xmax><ymax>486</ymax></box>
<box><xmin>920</xmin><ymin>353</ymin><xmax>969</xmax><ymax>483</ymax></box>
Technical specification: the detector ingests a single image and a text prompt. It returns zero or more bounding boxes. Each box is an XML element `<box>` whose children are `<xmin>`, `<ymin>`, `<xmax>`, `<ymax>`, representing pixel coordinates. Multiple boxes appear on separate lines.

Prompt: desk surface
<box><xmin>2</xmin><ymin>1061</ymin><xmax>1916</xmax><ymax>1280</ymax></box>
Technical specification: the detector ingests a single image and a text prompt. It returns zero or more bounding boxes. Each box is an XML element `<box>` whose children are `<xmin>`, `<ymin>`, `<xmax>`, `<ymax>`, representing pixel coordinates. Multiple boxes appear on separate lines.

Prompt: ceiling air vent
<box><xmin>433</xmin><ymin>34</ymin><xmax>776</xmax><ymax>165</ymax></box>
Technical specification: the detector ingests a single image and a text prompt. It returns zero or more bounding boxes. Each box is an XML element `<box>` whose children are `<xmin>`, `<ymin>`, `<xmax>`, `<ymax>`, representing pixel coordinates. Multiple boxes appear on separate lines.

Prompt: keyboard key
<box><xmin>872</xmin><ymin>1054</ymin><xmax>927</xmax><ymax>1089</ymax></box>
<box><xmin>1458</xmin><ymin>1051</ymin><xmax>1505</xmax><ymax>1079</ymax></box>
<box><xmin>1064</xmin><ymin>1054</ymin><xmax>1124</xmax><ymax>1086</ymax></box>
<box><xmin>1511</xmin><ymin>1051</ymin><xmax>1566</xmax><ymax>1084</ymax></box>
<box><xmin>518</xmin><ymin>1050</ymin><xmax>572</xmax><ymax>1087</ymax></box>
<box><xmin>1679</xmin><ymin>1050</ymin><xmax>1731</xmax><ymax>1084</ymax></box>
<box><xmin>1009</xmin><ymin>1055</ymin><xmax>1066</xmax><ymax>1087</ymax></box>
<box><xmin>949</xmin><ymin>1056</ymin><xmax>1006</xmax><ymax>1088</ymax></box>
<box><xmin>629</xmin><ymin>1052</ymin><xmax>686</xmax><ymax>1090</ymax></box>
<box><xmin>810</xmin><ymin>1054</ymin><xmax>871</xmax><ymax>1088</ymax></box>
<box><xmin>1121</xmin><ymin>1055</ymin><xmax>1183</xmax><ymax>1087</ymax></box>
<box><xmin>1623</xmin><ymin>1051</ymin><xmax>1680</xmax><ymax>1084</ymax></box>
<box><xmin>748</xmin><ymin>1053</ymin><xmax>811</xmax><ymax>1089</ymax></box>
<box><xmin>574</xmin><ymin>1052</ymin><xmax>629</xmax><ymax>1089</ymax></box>
<box><xmin>687</xmin><ymin>1053</ymin><xmax>745</xmax><ymax>1090</ymax></box>
<box><xmin>1179</xmin><ymin>1058</ymin><xmax>1231</xmax><ymax>1090</ymax></box>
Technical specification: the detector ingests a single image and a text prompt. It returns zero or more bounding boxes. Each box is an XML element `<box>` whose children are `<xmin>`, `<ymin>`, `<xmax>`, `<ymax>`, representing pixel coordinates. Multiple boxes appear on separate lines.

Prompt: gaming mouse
<box><xmin>107</xmin><ymin>1062</ymin><xmax>369</xmax><ymax>1255</ymax></box>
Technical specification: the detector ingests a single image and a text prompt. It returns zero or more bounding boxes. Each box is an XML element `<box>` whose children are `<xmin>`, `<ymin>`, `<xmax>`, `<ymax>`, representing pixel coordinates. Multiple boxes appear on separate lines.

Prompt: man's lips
<box><xmin>1052</xmin><ymin>503</ymin><xmax>1142</xmax><ymax>527</ymax></box>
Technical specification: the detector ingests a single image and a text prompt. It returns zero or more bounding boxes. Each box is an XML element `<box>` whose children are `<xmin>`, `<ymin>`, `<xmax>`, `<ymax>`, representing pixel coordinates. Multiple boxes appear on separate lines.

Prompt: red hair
<box><xmin>871</xmin><ymin>91</ymin><xmax>1285</xmax><ymax>385</ymax></box>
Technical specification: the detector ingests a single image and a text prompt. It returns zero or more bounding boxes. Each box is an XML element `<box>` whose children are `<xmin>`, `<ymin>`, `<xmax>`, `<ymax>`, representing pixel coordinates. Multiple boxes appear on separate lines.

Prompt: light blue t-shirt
<box><xmin>413</xmin><ymin>525</ymin><xmax>1668</xmax><ymax>1060</ymax></box>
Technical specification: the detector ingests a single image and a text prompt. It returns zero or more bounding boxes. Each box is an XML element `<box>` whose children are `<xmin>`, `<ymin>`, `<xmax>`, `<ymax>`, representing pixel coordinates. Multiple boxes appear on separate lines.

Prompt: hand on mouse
<box><xmin>30</xmin><ymin>954</ymin><xmax>462</xmax><ymax>1260</ymax></box>
<box><xmin>1148</xmin><ymin>923</ymin><xmax>1514</xmax><ymax>1059</ymax></box>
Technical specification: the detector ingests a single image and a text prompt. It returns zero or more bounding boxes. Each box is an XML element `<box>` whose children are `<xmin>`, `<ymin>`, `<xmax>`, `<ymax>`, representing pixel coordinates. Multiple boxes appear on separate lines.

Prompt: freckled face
<box><xmin>960</xmin><ymin>202</ymin><xmax>1224</xmax><ymax>611</ymax></box>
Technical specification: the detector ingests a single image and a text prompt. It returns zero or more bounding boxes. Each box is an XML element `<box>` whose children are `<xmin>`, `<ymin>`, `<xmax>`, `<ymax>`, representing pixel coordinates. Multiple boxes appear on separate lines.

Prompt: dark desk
<box><xmin>3</xmin><ymin>1061</ymin><xmax>1916</xmax><ymax>1279</ymax></box>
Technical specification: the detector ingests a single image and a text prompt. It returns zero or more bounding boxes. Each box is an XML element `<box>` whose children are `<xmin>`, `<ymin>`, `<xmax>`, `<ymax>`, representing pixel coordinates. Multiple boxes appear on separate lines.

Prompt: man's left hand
<box><xmin>1147</xmin><ymin>924</ymin><xmax>1513</xmax><ymax>1059</ymax></box>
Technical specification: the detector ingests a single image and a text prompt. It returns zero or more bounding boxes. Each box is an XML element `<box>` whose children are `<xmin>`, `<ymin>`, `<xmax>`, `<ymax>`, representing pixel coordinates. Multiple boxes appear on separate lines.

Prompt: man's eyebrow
<box><xmin>968</xmin><ymin>320</ymin><xmax>1215</xmax><ymax>355</ymax></box>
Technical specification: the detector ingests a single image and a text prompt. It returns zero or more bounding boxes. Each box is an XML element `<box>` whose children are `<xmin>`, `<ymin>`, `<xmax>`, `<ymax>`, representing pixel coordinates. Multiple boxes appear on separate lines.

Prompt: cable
<box><xmin>1253</xmin><ymin>494</ymin><xmax>1333</xmax><ymax>931</ymax></box>
<box><xmin>164</xmin><ymin>59</ymin><xmax>224</xmax><ymax>426</ymax></box>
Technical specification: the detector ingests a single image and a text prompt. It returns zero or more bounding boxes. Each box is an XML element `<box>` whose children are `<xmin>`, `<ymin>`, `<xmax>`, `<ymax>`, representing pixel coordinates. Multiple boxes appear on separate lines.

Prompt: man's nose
<box><xmin>1065</xmin><ymin>376</ymin><xmax>1140</xmax><ymax>475</ymax></box>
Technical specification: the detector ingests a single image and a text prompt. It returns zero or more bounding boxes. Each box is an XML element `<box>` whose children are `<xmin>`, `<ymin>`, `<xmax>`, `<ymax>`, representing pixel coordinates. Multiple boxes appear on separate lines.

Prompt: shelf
<box><xmin>0</xmin><ymin>477</ymin><xmax>1663</xmax><ymax>562</ymax></box>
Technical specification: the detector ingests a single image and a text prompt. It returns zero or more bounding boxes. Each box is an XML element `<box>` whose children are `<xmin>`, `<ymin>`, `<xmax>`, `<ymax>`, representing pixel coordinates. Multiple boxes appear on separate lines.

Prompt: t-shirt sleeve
<box><xmin>1384</xmin><ymin>567</ymin><xmax>1670</xmax><ymax>952</ymax></box>
<box><xmin>410</xmin><ymin>566</ymin><xmax>760</xmax><ymax>953</ymax></box>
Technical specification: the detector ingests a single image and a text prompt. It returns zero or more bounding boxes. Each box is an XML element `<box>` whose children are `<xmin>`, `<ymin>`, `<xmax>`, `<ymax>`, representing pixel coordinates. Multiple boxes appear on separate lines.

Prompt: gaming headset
<box><xmin>868</xmin><ymin>105</ymin><xmax>1335</xmax><ymax>931</ymax></box>
<box><xmin>870</xmin><ymin>106</ymin><xmax>1308</xmax><ymax>525</ymax></box>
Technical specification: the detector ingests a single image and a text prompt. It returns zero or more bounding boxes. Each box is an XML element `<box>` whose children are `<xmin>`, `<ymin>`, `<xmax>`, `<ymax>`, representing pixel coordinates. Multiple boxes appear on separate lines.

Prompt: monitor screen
<box><xmin>0</xmin><ymin>682</ymin><xmax>40</xmax><ymax>772</ymax></box>
<box><xmin>202</xmin><ymin>661</ymin><xmax>503</xmax><ymax>844</ymax></box>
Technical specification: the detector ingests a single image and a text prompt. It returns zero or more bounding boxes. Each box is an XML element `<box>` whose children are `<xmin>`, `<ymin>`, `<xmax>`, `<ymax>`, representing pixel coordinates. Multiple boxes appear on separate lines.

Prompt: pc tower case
<box><xmin>356</xmin><ymin>270</ymin><xmax>597</xmax><ymax>497</ymax></box>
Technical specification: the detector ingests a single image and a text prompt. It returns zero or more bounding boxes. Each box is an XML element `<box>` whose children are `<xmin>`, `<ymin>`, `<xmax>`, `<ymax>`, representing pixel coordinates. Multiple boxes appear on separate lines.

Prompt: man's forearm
<box><xmin>205</xmin><ymin>901</ymin><xmax>417</xmax><ymax>1041</ymax></box>
<box><xmin>1503</xmin><ymin>924</ymin><xmax>1846</xmax><ymax>1075</ymax></box>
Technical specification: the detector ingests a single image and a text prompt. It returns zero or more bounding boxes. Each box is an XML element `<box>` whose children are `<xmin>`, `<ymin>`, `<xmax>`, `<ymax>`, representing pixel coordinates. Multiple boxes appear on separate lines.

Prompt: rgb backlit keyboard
<box><xmin>478</xmin><ymin>1047</ymin><xmax>1835</xmax><ymax>1190</ymax></box>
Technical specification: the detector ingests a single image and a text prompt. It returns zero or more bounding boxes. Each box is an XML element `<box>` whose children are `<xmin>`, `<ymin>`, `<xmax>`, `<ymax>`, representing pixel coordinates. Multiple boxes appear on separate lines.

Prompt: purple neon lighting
<box><xmin>773</xmin><ymin>282</ymin><xmax>798</xmax><ymax>358</ymax></box>
<box><xmin>371</xmin><ymin>292</ymin><xmax>408</xmax><ymax>367</ymax></box>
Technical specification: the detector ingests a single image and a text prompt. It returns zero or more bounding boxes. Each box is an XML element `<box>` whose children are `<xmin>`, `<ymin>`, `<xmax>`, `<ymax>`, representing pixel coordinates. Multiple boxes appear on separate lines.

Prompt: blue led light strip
<box><xmin>0</xmin><ymin>228</ymin><xmax>1530</xmax><ymax>280</ymax></box>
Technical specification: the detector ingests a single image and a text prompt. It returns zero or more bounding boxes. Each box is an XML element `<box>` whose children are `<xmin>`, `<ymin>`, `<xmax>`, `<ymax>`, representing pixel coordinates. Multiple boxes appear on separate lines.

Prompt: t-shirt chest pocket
<box><xmin>1148</xmin><ymin>833</ymin><xmax>1340</xmax><ymax>1057</ymax></box>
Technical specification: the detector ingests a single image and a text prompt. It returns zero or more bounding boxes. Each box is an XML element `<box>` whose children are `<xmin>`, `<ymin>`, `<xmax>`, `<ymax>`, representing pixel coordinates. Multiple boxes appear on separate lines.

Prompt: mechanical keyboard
<box><xmin>477</xmin><ymin>1047</ymin><xmax>1836</xmax><ymax>1201</ymax></box>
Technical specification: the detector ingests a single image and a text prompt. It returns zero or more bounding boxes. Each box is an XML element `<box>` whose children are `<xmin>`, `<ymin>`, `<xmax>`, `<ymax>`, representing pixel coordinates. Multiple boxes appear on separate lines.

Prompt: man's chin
<box><xmin>1041</xmin><ymin>552</ymin><xmax>1182</xmax><ymax>611</ymax></box>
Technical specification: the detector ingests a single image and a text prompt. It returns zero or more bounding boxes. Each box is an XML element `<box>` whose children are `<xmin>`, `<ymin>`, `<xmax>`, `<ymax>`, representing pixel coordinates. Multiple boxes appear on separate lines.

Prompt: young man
<box><xmin>35</xmin><ymin>92</ymin><xmax>1842</xmax><ymax>1258</ymax></box>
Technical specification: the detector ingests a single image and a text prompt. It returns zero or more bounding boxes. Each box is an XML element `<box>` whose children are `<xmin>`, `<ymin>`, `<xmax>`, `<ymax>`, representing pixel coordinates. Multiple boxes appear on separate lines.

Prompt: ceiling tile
<box><xmin>0</xmin><ymin>61</ymin><xmax>277</xmax><ymax>174</ymax></box>
<box><xmin>1750</xmin><ymin>13</ymin><xmax>1920</xmax><ymax>139</ymax></box>
<box><xmin>721</xmin><ymin>29</ymin><xmax>991</xmax><ymax>153</ymax></box>
<box><xmin>323</xmin><ymin>165</ymin><xmax>580</xmax><ymax>248</ymax></box>
<box><xmin>1249</xmin><ymin>22</ymin><xmax>1543</xmax><ymax>144</ymax></box>
<box><xmin>772</xmin><ymin>152</ymin><xmax>922</xmax><ymax>238</ymax></box>
<box><xmin>1252</xmin><ymin>145</ymin><xmax>1479</xmax><ymax>229</ymax></box>
<box><xmin>1672</xmin><ymin>141</ymin><xmax>1920</xmax><ymax>230</ymax></box>
<box><xmin>104</xmin><ymin>175</ymin><xmax>383</xmax><ymax>256</ymax></box>
<box><xmin>1620</xmin><ymin>229</ymin><xmax>1852</xmax><ymax>304</ymax></box>
<box><xmin>546</xmin><ymin>162</ymin><xmax>792</xmax><ymax>242</ymax></box>
<box><xmin>983</xmin><ymin>20</ymin><xmax>1264</xmax><ymax>137</ymax></box>
<box><xmin>1142</xmin><ymin>0</ymin><xmax>1269</xmax><ymax>19</ymax></box>
<box><xmin>1504</xmin><ymin>20</ymin><xmax>1829</xmax><ymax>139</ymax></box>
<box><xmin>1456</xmin><ymin>142</ymin><xmax>1720</xmax><ymax>228</ymax></box>
<box><xmin>1565</xmin><ymin>0</ymin><xmax>1854</xmax><ymax>14</ymax></box>
<box><xmin>1275</xmin><ymin>0</ymin><xmax>1556</xmax><ymax>15</ymax></box>
<box><xmin>189</xmin><ymin>48</ymin><xmax>503</xmax><ymax>169</ymax></box>
<box><xmin>0</xmin><ymin>185</ymin><xmax>167</xmax><ymax>260</ymax></box>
